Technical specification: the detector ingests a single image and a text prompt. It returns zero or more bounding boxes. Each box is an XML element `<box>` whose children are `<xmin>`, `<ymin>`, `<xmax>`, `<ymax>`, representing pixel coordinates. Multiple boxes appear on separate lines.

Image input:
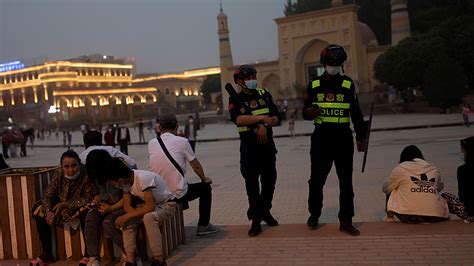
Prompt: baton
<box><xmin>225</xmin><ymin>83</ymin><xmax>252</xmax><ymax>114</ymax></box>
<box><xmin>361</xmin><ymin>102</ymin><xmax>374</xmax><ymax>173</ymax></box>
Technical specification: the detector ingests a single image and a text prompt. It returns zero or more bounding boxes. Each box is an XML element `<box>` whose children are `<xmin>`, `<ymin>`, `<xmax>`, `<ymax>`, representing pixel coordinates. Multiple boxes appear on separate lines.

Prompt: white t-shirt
<box><xmin>130</xmin><ymin>170</ymin><xmax>174</xmax><ymax>205</ymax></box>
<box><xmin>148</xmin><ymin>132</ymin><xmax>196</xmax><ymax>199</ymax></box>
<box><xmin>80</xmin><ymin>146</ymin><xmax>137</xmax><ymax>168</ymax></box>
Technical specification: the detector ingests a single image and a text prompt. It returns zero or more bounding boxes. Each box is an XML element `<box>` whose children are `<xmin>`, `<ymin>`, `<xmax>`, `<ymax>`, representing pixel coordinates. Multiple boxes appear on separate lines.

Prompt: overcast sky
<box><xmin>0</xmin><ymin>0</ymin><xmax>288</xmax><ymax>73</ymax></box>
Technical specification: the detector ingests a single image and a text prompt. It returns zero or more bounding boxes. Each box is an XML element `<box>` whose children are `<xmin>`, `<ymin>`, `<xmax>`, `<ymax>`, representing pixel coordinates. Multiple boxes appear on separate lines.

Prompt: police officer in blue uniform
<box><xmin>229</xmin><ymin>65</ymin><xmax>281</xmax><ymax>237</ymax></box>
<box><xmin>302</xmin><ymin>44</ymin><xmax>367</xmax><ymax>236</ymax></box>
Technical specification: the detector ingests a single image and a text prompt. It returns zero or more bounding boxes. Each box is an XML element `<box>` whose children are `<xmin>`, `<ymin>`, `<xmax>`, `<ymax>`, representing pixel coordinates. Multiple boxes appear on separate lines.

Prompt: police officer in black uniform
<box><xmin>302</xmin><ymin>44</ymin><xmax>367</xmax><ymax>236</ymax></box>
<box><xmin>229</xmin><ymin>64</ymin><xmax>281</xmax><ymax>237</ymax></box>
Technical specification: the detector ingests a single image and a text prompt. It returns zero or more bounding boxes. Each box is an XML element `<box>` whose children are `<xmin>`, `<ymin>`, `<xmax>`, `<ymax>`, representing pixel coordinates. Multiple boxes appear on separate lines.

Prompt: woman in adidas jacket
<box><xmin>383</xmin><ymin>145</ymin><xmax>449</xmax><ymax>223</ymax></box>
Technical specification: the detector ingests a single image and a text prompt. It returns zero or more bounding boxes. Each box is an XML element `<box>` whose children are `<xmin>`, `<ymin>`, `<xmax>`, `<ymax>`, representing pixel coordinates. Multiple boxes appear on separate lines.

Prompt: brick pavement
<box><xmin>2</xmin><ymin>113</ymin><xmax>474</xmax><ymax>265</ymax></box>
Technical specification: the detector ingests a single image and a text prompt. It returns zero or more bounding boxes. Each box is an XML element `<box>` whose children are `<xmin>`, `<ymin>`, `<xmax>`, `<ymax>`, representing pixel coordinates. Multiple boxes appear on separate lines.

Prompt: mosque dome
<box><xmin>358</xmin><ymin>22</ymin><xmax>379</xmax><ymax>46</ymax></box>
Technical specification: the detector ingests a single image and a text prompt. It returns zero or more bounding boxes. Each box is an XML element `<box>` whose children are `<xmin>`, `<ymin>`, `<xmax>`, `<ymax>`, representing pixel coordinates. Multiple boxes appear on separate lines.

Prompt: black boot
<box><xmin>248</xmin><ymin>220</ymin><xmax>262</xmax><ymax>237</ymax></box>
<box><xmin>307</xmin><ymin>215</ymin><xmax>318</xmax><ymax>230</ymax></box>
<box><xmin>262</xmin><ymin>212</ymin><xmax>279</xmax><ymax>226</ymax></box>
<box><xmin>339</xmin><ymin>223</ymin><xmax>360</xmax><ymax>236</ymax></box>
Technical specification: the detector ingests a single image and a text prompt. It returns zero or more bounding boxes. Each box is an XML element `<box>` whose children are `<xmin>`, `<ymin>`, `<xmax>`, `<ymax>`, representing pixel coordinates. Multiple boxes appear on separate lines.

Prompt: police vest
<box><xmin>237</xmin><ymin>88</ymin><xmax>270</xmax><ymax>133</ymax></box>
<box><xmin>311</xmin><ymin>79</ymin><xmax>352</xmax><ymax>124</ymax></box>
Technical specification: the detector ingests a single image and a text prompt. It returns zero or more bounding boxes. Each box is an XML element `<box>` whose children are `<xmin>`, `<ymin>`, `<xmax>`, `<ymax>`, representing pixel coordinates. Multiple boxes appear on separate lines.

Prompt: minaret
<box><xmin>391</xmin><ymin>0</ymin><xmax>411</xmax><ymax>45</ymax></box>
<box><xmin>217</xmin><ymin>2</ymin><xmax>234</xmax><ymax>112</ymax></box>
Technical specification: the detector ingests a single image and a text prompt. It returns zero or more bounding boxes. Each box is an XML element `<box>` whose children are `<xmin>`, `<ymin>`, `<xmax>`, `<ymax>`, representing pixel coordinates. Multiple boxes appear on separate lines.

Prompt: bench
<box><xmin>0</xmin><ymin>166</ymin><xmax>185</xmax><ymax>261</ymax></box>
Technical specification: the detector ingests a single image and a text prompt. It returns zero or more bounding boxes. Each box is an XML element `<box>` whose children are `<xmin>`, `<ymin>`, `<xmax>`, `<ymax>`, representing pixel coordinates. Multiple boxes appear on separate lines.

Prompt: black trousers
<box><xmin>308</xmin><ymin>126</ymin><xmax>355</xmax><ymax>223</ymax></box>
<box><xmin>118</xmin><ymin>141</ymin><xmax>128</xmax><ymax>155</ymax></box>
<box><xmin>240</xmin><ymin>139</ymin><xmax>277</xmax><ymax>221</ymax></box>
<box><xmin>33</xmin><ymin>212</ymin><xmax>88</xmax><ymax>258</ymax></box>
<box><xmin>177</xmin><ymin>182</ymin><xmax>212</xmax><ymax>226</ymax></box>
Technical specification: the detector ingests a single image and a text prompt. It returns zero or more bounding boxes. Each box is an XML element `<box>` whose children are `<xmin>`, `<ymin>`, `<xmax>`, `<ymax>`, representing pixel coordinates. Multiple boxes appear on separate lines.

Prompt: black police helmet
<box><xmin>233</xmin><ymin>65</ymin><xmax>257</xmax><ymax>84</ymax></box>
<box><xmin>320</xmin><ymin>44</ymin><xmax>347</xmax><ymax>66</ymax></box>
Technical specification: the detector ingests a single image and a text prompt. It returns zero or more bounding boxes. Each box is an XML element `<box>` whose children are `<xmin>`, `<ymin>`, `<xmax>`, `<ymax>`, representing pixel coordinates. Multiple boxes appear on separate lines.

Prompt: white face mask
<box><xmin>244</xmin><ymin>79</ymin><xmax>257</xmax><ymax>90</ymax></box>
<box><xmin>326</xmin><ymin>66</ymin><xmax>341</xmax><ymax>76</ymax></box>
<box><xmin>64</xmin><ymin>171</ymin><xmax>81</xmax><ymax>180</ymax></box>
<box><xmin>189</xmin><ymin>119</ymin><xmax>194</xmax><ymax>123</ymax></box>
<box><xmin>460</xmin><ymin>153</ymin><xmax>466</xmax><ymax>162</ymax></box>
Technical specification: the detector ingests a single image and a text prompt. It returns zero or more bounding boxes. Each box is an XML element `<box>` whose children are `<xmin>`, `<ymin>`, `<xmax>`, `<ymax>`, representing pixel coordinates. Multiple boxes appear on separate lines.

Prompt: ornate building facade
<box><xmin>219</xmin><ymin>0</ymin><xmax>411</xmax><ymax>111</ymax></box>
<box><xmin>0</xmin><ymin>55</ymin><xmax>218</xmax><ymax>127</ymax></box>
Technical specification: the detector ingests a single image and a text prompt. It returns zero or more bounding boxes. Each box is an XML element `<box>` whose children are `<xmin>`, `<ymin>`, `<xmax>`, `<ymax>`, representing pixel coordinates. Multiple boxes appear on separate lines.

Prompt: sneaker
<box><xmin>196</xmin><ymin>223</ymin><xmax>220</xmax><ymax>236</ymax></box>
<box><xmin>87</xmin><ymin>257</ymin><xmax>100</xmax><ymax>266</ymax></box>
<box><xmin>79</xmin><ymin>257</ymin><xmax>89</xmax><ymax>266</ymax></box>
<box><xmin>262</xmin><ymin>212</ymin><xmax>279</xmax><ymax>226</ymax></box>
<box><xmin>307</xmin><ymin>215</ymin><xmax>318</xmax><ymax>230</ymax></box>
<box><xmin>339</xmin><ymin>223</ymin><xmax>360</xmax><ymax>236</ymax></box>
<box><xmin>248</xmin><ymin>221</ymin><xmax>262</xmax><ymax>237</ymax></box>
<box><xmin>150</xmin><ymin>259</ymin><xmax>167</xmax><ymax>266</ymax></box>
<box><xmin>383</xmin><ymin>215</ymin><xmax>395</xmax><ymax>222</ymax></box>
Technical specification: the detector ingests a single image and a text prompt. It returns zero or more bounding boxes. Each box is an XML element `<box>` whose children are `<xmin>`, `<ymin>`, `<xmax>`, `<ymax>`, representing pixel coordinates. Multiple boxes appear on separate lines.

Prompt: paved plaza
<box><xmin>2</xmin><ymin>113</ymin><xmax>474</xmax><ymax>265</ymax></box>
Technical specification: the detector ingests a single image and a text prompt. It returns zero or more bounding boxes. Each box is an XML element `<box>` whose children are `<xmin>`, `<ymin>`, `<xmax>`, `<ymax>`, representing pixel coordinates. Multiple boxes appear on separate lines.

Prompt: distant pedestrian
<box><xmin>154</xmin><ymin>117</ymin><xmax>161</xmax><ymax>138</ymax></box>
<box><xmin>104</xmin><ymin>125</ymin><xmax>116</xmax><ymax>147</ymax></box>
<box><xmin>117</xmin><ymin>123</ymin><xmax>130</xmax><ymax>155</ymax></box>
<box><xmin>62</xmin><ymin>131</ymin><xmax>67</xmax><ymax>147</ymax></box>
<box><xmin>288</xmin><ymin>114</ymin><xmax>296</xmax><ymax>139</ymax></box>
<box><xmin>67</xmin><ymin>130</ymin><xmax>72</xmax><ymax>147</ymax></box>
<box><xmin>80</xmin><ymin>124</ymin><xmax>87</xmax><ymax>135</ymax></box>
<box><xmin>185</xmin><ymin>115</ymin><xmax>198</xmax><ymax>152</ymax></box>
<box><xmin>137</xmin><ymin>118</ymin><xmax>145</xmax><ymax>143</ymax></box>
<box><xmin>148</xmin><ymin>120</ymin><xmax>153</xmax><ymax>134</ymax></box>
<box><xmin>462</xmin><ymin>104</ymin><xmax>471</xmax><ymax>127</ymax></box>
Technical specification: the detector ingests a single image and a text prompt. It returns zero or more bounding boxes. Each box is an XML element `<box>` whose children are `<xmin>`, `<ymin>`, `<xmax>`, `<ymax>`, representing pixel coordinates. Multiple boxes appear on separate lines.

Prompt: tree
<box><xmin>423</xmin><ymin>54</ymin><xmax>467</xmax><ymax>108</ymax></box>
<box><xmin>200</xmin><ymin>74</ymin><xmax>221</xmax><ymax>103</ymax></box>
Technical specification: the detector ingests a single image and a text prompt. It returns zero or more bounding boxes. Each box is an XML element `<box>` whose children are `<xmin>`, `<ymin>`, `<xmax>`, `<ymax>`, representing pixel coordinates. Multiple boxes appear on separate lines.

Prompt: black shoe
<box><xmin>151</xmin><ymin>259</ymin><xmax>167</xmax><ymax>266</ymax></box>
<box><xmin>248</xmin><ymin>222</ymin><xmax>262</xmax><ymax>237</ymax></box>
<box><xmin>262</xmin><ymin>213</ymin><xmax>279</xmax><ymax>226</ymax></box>
<box><xmin>307</xmin><ymin>215</ymin><xmax>318</xmax><ymax>230</ymax></box>
<box><xmin>124</xmin><ymin>262</ymin><xmax>137</xmax><ymax>266</ymax></box>
<box><xmin>339</xmin><ymin>223</ymin><xmax>360</xmax><ymax>236</ymax></box>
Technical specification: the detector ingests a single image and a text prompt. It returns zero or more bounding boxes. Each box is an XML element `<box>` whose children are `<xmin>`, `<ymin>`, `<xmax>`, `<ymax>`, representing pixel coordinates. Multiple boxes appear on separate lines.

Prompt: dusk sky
<box><xmin>0</xmin><ymin>0</ymin><xmax>288</xmax><ymax>73</ymax></box>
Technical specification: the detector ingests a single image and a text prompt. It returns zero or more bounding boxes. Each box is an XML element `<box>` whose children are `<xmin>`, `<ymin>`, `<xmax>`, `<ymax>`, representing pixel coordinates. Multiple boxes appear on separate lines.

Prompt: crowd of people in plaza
<box><xmin>2</xmin><ymin>44</ymin><xmax>471</xmax><ymax>265</ymax></box>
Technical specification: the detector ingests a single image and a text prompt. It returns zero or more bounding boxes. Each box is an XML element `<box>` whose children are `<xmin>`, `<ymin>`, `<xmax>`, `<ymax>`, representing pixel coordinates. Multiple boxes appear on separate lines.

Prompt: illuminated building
<box><xmin>0</xmin><ymin>55</ymin><xmax>219</xmax><ymax>127</ymax></box>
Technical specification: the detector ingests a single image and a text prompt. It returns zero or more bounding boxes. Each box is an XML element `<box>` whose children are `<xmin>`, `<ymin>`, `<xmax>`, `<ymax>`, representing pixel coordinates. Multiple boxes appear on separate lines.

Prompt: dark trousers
<box><xmin>308</xmin><ymin>127</ymin><xmax>354</xmax><ymax>223</ymax></box>
<box><xmin>189</xmin><ymin>141</ymin><xmax>196</xmax><ymax>152</ymax></box>
<box><xmin>2</xmin><ymin>141</ymin><xmax>9</xmax><ymax>158</ymax></box>
<box><xmin>85</xmin><ymin>209</ymin><xmax>124</xmax><ymax>257</ymax></box>
<box><xmin>177</xmin><ymin>182</ymin><xmax>212</xmax><ymax>226</ymax></box>
<box><xmin>118</xmin><ymin>140</ymin><xmax>128</xmax><ymax>155</ymax></box>
<box><xmin>240</xmin><ymin>140</ymin><xmax>277</xmax><ymax>222</ymax></box>
<box><xmin>33</xmin><ymin>213</ymin><xmax>88</xmax><ymax>258</ymax></box>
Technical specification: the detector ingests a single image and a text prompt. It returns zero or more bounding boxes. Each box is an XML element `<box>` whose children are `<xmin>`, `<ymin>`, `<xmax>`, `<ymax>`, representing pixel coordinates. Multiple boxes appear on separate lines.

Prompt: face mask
<box><xmin>460</xmin><ymin>153</ymin><xmax>466</xmax><ymax>162</ymax></box>
<box><xmin>65</xmin><ymin>171</ymin><xmax>80</xmax><ymax>180</ymax></box>
<box><xmin>326</xmin><ymin>66</ymin><xmax>341</xmax><ymax>76</ymax></box>
<box><xmin>189</xmin><ymin>119</ymin><xmax>194</xmax><ymax>123</ymax></box>
<box><xmin>244</xmin><ymin>79</ymin><xmax>257</xmax><ymax>90</ymax></box>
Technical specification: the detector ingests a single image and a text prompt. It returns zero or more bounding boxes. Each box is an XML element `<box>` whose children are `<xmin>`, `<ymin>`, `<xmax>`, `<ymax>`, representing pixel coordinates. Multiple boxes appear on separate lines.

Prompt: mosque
<box><xmin>218</xmin><ymin>0</ymin><xmax>411</xmax><ymax>111</ymax></box>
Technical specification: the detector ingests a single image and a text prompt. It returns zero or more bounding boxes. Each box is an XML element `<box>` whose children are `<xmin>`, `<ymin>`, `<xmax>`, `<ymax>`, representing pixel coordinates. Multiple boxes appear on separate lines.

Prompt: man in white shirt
<box><xmin>104</xmin><ymin>157</ymin><xmax>175</xmax><ymax>266</ymax></box>
<box><xmin>79</xmin><ymin>131</ymin><xmax>137</xmax><ymax>168</ymax></box>
<box><xmin>148</xmin><ymin>114</ymin><xmax>219</xmax><ymax>236</ymax></box>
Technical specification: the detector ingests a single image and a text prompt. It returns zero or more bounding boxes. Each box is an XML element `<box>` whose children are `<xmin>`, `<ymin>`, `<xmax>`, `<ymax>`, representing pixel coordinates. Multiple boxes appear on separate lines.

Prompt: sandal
<box><xmin>29</xmin><ymin>257</ymin><xmax>51</xmax><ymax>266</ymax></box>
<box><xmin>79</xmin><ymin>256</ymin><xmax>89</xmax><ymax>266</ymax></box>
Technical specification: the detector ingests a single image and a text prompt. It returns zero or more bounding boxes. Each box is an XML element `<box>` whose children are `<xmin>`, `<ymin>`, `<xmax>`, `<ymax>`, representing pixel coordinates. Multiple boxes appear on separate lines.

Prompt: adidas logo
<box><xmin>410</xmin><ymin>173</ymin><xmax>437</xmax><ymax>194</ymax></box>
